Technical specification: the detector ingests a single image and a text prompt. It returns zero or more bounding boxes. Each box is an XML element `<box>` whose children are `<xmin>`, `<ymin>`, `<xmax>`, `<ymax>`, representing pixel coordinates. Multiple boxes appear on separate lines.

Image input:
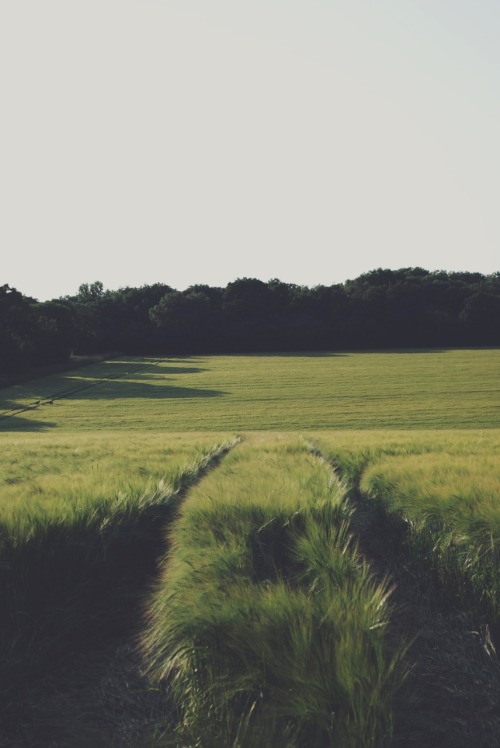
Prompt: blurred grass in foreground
<box><xmin>143</xmin><ymin>435</ymin><xmax>404</xmax><ymax>748</ymax></box>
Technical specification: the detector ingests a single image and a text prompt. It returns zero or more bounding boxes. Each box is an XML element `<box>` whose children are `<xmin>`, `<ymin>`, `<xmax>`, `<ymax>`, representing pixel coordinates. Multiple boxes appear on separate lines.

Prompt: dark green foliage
<box><xmin>2</xmin><ymin>268</ymin><xmax>500</xmax><ymax>379</ymax></box>
<box><xmin>0</xmin><ymin>285</ymin><xmax>72</xmax><ymax>382</ymax></box>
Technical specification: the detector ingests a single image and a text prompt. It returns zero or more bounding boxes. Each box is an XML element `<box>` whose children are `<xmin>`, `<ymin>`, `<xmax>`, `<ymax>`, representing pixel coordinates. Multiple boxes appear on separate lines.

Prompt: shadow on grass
<box><xmin>60</xmin><ymin>360</ymin><xmax>187</xmax><ymax>379</ymax></box>
<box><xmin>0</xmin><ymin>441</ymin><xmax>235</xmax><ymax>741</ymax></box>
<box><xmin>358</xmin><ymin>348</ymin><xmax>446</xmax><ymax>354</ymax></box>
<box><xmin>0</xmin><ymin>380</ymin><xmax>225</xmax><ymax>410</ymax></box>
<box><xmin>0</xmin><ymin>402</ymin><xmax>56</xmax><ymax>431</ymax></box>
<box><xmin>126</xmin><ymin>366</ymin><xmax>208</xmax><ymax>376</ymax></box>
<box><xmin>0</xmin><ymin>504</ymin><xmax>180</xmax><ymax>742</ymax></box>
<box><xmin>0</xmin><ymin>370</ymin><xmax>225</xmax><ymax>430</ymax></box>
<box><xmin>241</xmin><ymin>350</ymin><xmax>349</xmax><ymax>358</ymax></box>
<box><xmin>280</xmin><ymin>348</ymin><xmax>447</xmax><ymax>356</ymax></box>
<box><xmin>340</xmin><ymin>476</ymin><xmax>500</xmax><ymax>748</ymax></box>
<box><xmin>0</xmin><ymin>358</ymin><xmax>216</xmax><ymax>408</ymax></box>
<box><xmin>57</xmin><ymin>380</ymin><xmax>225</xmax><ymax>400</ymax></box>
<box><xmin>240</xmin><ymin>348</ymin><xmax>447</xmax><ymax>357</ymax></box>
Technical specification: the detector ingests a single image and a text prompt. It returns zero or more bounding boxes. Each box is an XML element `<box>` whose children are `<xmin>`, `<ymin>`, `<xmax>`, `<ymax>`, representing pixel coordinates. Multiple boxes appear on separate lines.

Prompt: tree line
<box><xmin>1</xmin><ymin>267</ymin><xmax>499</xmax><ymax>381</ymax></box>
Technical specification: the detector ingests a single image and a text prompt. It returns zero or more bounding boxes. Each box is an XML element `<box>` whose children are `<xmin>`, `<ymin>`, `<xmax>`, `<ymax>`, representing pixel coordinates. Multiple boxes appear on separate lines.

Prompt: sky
<box><xmin>1</xmin><ymin>0</ymin><xmax>499</xmax><ymax>301</ymax></box>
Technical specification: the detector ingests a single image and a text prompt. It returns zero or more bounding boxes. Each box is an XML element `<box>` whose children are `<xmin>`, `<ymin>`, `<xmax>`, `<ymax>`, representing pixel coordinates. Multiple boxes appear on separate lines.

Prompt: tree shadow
<box><xmin>360</xmin><ymin>348</ymin><xmax>446</xmax><ymax>354</ymax></box>
<box><xmin>31</xmin><ymin>360</ymin><xmax>208</xmax><ymax>382</ymax></box>
<box><xmin>119</xmin><ymin>366</ymin><xmax>207</xmax><ymax>378</ymax></box>
<box><xmin>0</xmin><ymin>405</ymin><xmax>56</xmax><ymax>431</ymax></box>
<box><xmin>55</xmin><ymin>360</ymin><xmax>160</xmax><ymax>380</ymax></box>
<box><xmin>0</xmin><ymin>361</ymin><xmax>218</xmax><ymax>407</ymax></box>
<box><xmin>270</xmin><ymin>351</ymin><xmax>350</xmax><ymax>358</ymax></box>
<box><xmin>248</xmin><ymin>348</ymin><xmax>447</xmax><ymax>357</ymax></box>
<box><xmin>24</xmin><ymin>379</ymin><xmax>226</xmax><ymax>402</ymax></box>
<box><xmin>247</xmin><ymin>351</ymin><xmax>349</xmax><ymax>358</ymax></box>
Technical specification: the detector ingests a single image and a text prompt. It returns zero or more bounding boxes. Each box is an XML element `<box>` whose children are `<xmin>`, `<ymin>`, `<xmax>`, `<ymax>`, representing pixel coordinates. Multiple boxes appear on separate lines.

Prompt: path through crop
<box><xmin>0</xmin><ymin>436</ymin><xmax>238</xmax><ymax>748</ymax></box>
<box><xmin>3</xmin><ymin>431</ymin><xmax>500</xmax><ymax>747</ymax></box>
<box><xmin>311</xmin><ymin>441</ymin><xmax>500</xmax><ymax>748</ymax></box>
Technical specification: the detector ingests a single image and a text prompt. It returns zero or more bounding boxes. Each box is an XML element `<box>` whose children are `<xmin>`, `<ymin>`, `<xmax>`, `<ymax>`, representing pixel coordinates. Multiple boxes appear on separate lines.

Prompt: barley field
<box><xmin>0</xmin><ymin>349</ymin><xmax>499</xmax><ymax>747</ymax></box>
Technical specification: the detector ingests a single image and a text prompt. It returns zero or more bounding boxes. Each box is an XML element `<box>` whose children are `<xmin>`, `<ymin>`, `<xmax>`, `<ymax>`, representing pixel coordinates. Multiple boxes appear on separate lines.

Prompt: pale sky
<box><xmin>1</xmin><ymin>0</ymin><xmax>499</xmax><ymax>301</ymax></box>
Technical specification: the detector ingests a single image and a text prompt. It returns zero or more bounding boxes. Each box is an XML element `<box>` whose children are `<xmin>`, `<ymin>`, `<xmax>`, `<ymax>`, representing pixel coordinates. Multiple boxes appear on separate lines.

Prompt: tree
<box><xmin>150</xmin><ymin>290</ymin><xmax>212</xmax><ymax>352</ymax></box>
<box><xmin>77</xmin><ymin>281</ymin><xmax>104</xmax><ymax>302</ymax></box>
<box><xmin>460</xmin><ymin>292</ymin><xmax>500</xmax><ymax>345</ymax></box>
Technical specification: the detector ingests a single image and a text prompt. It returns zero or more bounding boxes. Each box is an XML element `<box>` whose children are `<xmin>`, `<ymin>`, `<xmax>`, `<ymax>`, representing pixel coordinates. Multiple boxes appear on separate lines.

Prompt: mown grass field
<box><xmin>0</xmin><ymin>347</ymin><xmax>499</xmax><ymax>431</ymax></box>
<box><xmin>0</xmin><ymin>349</ymin><xmax>499</xmax><ymax>747</ymax></box>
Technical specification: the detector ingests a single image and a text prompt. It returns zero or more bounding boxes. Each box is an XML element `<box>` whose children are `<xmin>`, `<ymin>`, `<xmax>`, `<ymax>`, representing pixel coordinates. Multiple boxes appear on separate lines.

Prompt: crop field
<box><xmin>0</xmin><ymin>349</ymin><xmax>499</xmax><ymax>747</ymax></box>
<box><xmin>0</xmin><ymin>431</ymin><xmax>233</xmax><ymax>520</ymax></box>
<box><xmin>0</xmin><ymin>432</ymin><xmax>237</xmax><ymax>741</ymax></box>
<box><xmin>313</xmin><ymin>430</ymin><xmax>500</xmax><ymax>616</ymax></box>
<box><xmin>142</xmin><ymin>435</ymin><xmax>402</xmax><ymax>747</ymax></box>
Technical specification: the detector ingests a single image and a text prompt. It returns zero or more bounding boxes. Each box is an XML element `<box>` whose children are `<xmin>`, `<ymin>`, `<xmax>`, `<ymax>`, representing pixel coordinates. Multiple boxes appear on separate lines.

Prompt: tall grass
<box><xmin>0</xmin><ymin>431</ymin><xmax>230</xmax><ymax>514</ymax></box>
<box><xmin>142</xmin><ymin>436</ymin><xmax>404</xmax><ymax>747</ymax></box>
<box><xmin>361</xmin><ymin>453</ymin><xmax>500</xmax><ymax>629</ymax></box>
<box><xmin>0</xmin><ymin>436</ymin><xmax>238</xmax><ymax>710</ymax></box>
<box><xmin>312</xmin><ymin>431</ymin><xmax>500</xmax><ymax>633</ymax></box>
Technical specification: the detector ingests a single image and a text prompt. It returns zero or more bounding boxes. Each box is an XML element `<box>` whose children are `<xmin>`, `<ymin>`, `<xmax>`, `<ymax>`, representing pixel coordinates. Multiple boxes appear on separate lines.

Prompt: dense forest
<box><xmin>1</xmin><ymin>267</ymin><xmax>500</xmax><ymax>382</ymax></box>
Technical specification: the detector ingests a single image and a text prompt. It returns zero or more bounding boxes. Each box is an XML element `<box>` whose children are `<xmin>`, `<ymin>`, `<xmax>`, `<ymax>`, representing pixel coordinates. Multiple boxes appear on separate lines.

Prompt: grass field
<box><xmin>143</xmin><ymin>435</ymin><xmax>402</xmax><ymax>747</ymax></box>
<box><xmin>311</xmin><ymin>431</ymin><xmax>500</xmax><ymax>629</ymax></box>
<box><xmin>0</xmin><ymin>434</ymin><xmax>236</xmax><ymax>719</ymax></box>
<box><xmin>0</xmin><ymin>348</ymin><xmax>499</xmax><ymax>431</ymax></box>
<box><xmin>0</xmin><ymin>349</ymin><xmax>499</xmax><ymax>746</ymax></box>
<box><xmin>0</xmin><ymin>431</ymin><xmax>233</xmax><ymax>519</ymax></box>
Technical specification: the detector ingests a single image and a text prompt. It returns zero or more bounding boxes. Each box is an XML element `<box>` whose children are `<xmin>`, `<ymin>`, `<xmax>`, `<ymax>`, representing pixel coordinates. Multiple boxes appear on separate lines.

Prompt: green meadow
<box><xmin>1</xmin><ymin>347</ymin><xmax>499</xmax><ymax>431</ymax></box>
<box><xmin>1</xmin><ymin>349</ymin><xmax>499</xmax><ymax>746</ymax></box>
